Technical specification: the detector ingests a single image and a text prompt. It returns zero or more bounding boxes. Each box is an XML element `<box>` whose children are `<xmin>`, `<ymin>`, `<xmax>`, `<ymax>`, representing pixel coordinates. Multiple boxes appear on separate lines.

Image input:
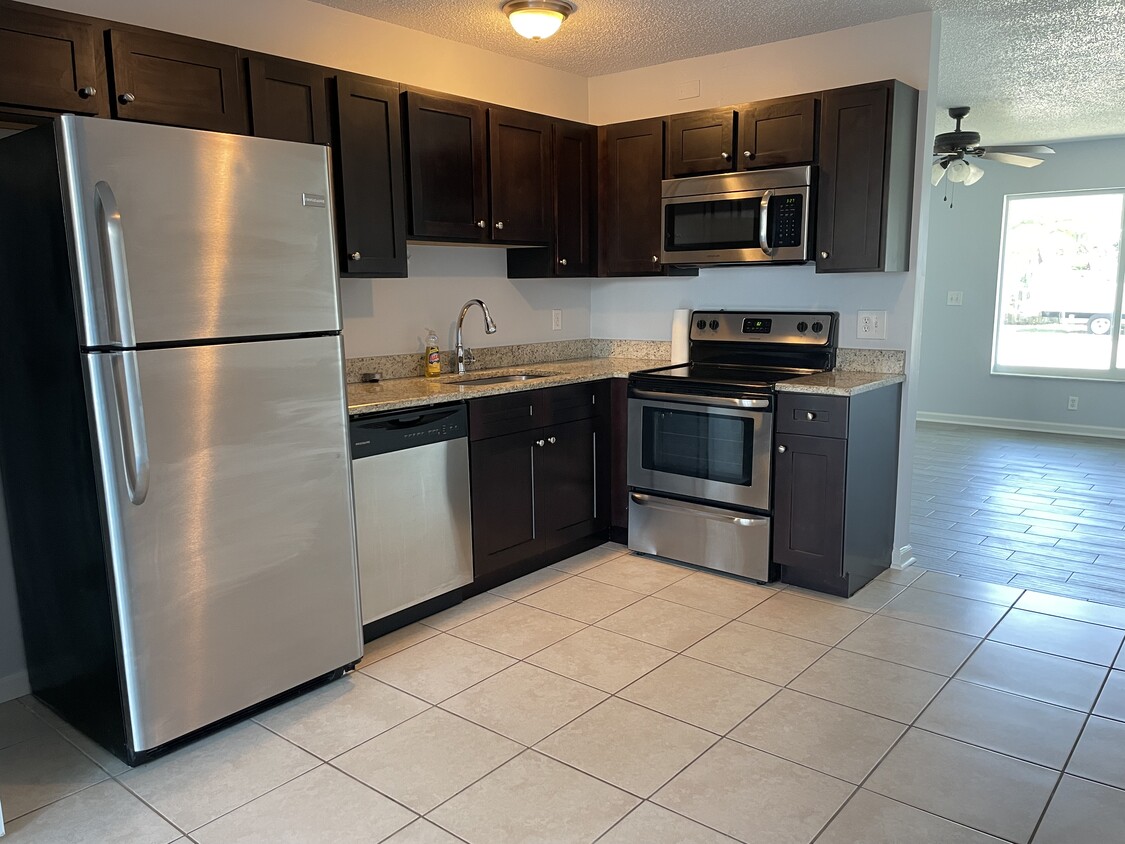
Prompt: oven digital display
<box><xmin>742</xmin><ymin>318</ymin><xmax>772</xmax><ymax>334</ymax></box>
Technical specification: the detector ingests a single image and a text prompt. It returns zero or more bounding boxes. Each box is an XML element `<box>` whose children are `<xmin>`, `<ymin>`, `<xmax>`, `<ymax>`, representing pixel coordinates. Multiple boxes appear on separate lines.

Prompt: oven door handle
<box><xmin>759</xmin><ymin>189</ymin><xmax>774</xmax><ymax>256</ymax></box>
<box><xmin>630</xmin><ymin>493</ymin><xmax>768</xmax><ymax>527</ymax></box>
<box><xmin>630</xmin><ymin>388</ymin><xmax>771</xmax><ymax>410</ymax></box>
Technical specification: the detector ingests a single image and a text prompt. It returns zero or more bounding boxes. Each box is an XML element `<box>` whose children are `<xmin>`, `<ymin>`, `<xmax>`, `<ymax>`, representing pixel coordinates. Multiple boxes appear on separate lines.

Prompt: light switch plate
<box><xmin>676</xmin><ymin>80</ymin><xmax>701</xmax><ymax>100</ymax></box>
<box><xmin>857</xmin><ymin>310</ymin><xmax>887</xmax><ymax>340</ymax></box>
<box><xmin>947</xmin><ymin>291</ymin><xmax>964</xmax><ymax>306</ymax></box>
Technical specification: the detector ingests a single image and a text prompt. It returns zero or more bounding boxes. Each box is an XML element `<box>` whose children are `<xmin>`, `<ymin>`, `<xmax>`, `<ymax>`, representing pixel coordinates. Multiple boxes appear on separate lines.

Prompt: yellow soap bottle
<box><xmin>424</xmin><ymin>328</ymin><xmax>441</xmax><ymax>377</ymax></box>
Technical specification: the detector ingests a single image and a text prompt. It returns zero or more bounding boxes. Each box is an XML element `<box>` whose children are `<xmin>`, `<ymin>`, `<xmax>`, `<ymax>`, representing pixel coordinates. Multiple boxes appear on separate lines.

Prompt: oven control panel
<box><xmin>690</xmin><ymin>311</ymin><xmax>837</xmax><ymax>345</ymax></box>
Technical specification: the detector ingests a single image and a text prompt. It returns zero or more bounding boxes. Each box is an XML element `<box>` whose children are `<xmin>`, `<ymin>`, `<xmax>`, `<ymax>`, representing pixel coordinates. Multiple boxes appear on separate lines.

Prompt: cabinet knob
<box><xmin>535</xmin><ymin>439</ymin><xmax>546</xmax><ymax>448</ymax></box>
<box><xmin>349</xmin><ymin>251</ymin><xmax>361</xmax><ymax>261</ymax></box>
<box><xmin>495</xmin><ymin>221</ymin><xmax>504</xmax><ymax>230</ymax></box>
<box><xmin>558</xmin><ymin>258</ymin><xmax>567</xmax><ymax>266</ymax></box>
<box><xmin>806</xmin><ymin>411</ymin><xmax>816</xmax><ymax>421</ymax></box>
<box><xmin>777</xmin><ymin>444</ymin><xmax>787</xmax><ymax>453</ymax></box>
<box><xmin>651</xmin><ymin>255</ymin><xmax>659</xmax><ymax>263</ymax></box>
<box><xmin>476</xmin><ymin>220</ymin><xmax>486</xmax><ymax>228</ymax></box>
<box><xmin>547</xmin><ymin>436</ymin><xmax>557</xmax><ymax>445</ymax></box>
<box><xmin>119</xmin><ymin>92</ymin><xmax>136</xmax><ymax>104</ymax></box>
<box><xmin>721</xmin><ymin>152</ymin><xmax>730</xmax><ymax>160</ymax></box>
<box><xmin>78</xmin><ymin>86</ymin><xmax>97</xmax><ymax>98</ymax></box>
<box><xmin>744</xmin><ymin>151</ymin><xmax>754</xmax><ymax>159</ymax></box>
<box><xmin>820</xmin><ymin>251</ymin><xmax>829</xmax><ymax>259</ymax></box>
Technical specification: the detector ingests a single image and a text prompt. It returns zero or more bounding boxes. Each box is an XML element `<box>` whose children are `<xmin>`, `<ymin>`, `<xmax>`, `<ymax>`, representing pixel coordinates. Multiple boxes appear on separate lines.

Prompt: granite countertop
<box><xmin>346</xmin><ymin>357</ymin><xmax>904</xmax><ymax>415</ymax></box>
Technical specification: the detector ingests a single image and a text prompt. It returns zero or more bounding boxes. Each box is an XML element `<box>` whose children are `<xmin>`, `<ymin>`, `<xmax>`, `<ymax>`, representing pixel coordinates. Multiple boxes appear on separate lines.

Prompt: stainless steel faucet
<box><xmin>455</xmin><ymin>299</ymin><xmax>498</xmax><ymax>374</ymax></box>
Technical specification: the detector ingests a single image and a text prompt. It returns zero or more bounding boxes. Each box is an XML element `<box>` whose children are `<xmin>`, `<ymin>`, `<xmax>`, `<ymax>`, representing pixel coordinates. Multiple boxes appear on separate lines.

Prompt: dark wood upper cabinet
<box><xmin>246</xmin><ymin>55</ymin><xmax>329</xmax><ymax>145</ymax></box>
<box><xmin>488</xmin><ymin>106</ymin><xmax>551</xmax><ymax>244</ymax></box>
<box><xmin>816</xmin><ymin>80</ymin><xmax>917</xmax><ymax>273</ymax></box>
<box><xmin>667</xmin><ymin>108</ymin><xmax>735</xmax><ymax>177</ymax></box>
<box><xmin>106</xmin><ymin>29</ymin><xmax>246</xmax><ymax>133</ymax></box>
<box><xmin>0</xmin><ymin>4</ymin><xmax>107</xmax><ymax>116</ymax></box>
<box><xmin>331</xmin><ymin>73</ymin><xmax>408</xmax><ymax>277</ymax></box>
<box><xmin>599</xmin><ymin>117</ymin><xmax>666</xmax><ymax>276</ymax></box>
<box><xmin>738</xmin><ymin>94</ymin><xmax>817</xmax><ymax>169</ymax></box>
<box><xmin>404</xmin><ymin>91</ymin><xmax>488</xmax><ymax>242</ymax></box>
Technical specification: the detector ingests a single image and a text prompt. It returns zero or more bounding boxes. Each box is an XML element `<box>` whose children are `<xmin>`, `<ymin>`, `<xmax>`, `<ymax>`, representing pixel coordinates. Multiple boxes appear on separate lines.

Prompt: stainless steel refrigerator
<box><xmin>0</xmin><ymin>115</ymin><xmax>362</xmax><ymax>765</ymax></box>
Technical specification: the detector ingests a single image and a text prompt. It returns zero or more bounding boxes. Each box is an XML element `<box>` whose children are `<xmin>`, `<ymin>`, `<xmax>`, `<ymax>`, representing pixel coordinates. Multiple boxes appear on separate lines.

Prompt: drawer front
<box><xmin>776</xmin><ymin>393</ymin><xmax>849</xmax><ymax>438</ymax></box>
<box><xmin>468</xmin><ymin>391</ymin><xmax>537</xmax><ymax>440</ymax></box>
<box><xmin>537</xmin><ymin>381</ymin><xmax>605</xmax><ymax>426</ymax></box>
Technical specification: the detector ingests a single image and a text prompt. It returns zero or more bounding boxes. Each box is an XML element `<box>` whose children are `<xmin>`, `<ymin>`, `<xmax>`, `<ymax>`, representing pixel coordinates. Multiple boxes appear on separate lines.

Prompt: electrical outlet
<box><xmin>551</xmin><ymin>309</ymin><xmax>562</xmax><ymax>331</ymax></box>
<box><xmin>947</xmin><ymin>291</ymin><xmax>964</xmax><ymax>306</ymax></box>
<box><xmin>857</xmin><ymin>310</ymin><xmax>887</xmax><ymax>340</ymax></box>
<box><xmin>1068</xmin><ymin>396</ymin><xmax>1079</xmax><ymax>411</ymax></box>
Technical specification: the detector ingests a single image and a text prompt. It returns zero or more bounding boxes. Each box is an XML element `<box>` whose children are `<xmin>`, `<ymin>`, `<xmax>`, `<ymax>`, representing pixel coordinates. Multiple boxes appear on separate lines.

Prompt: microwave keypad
<box><xmin>772</xmin><ymin>195</ymin><xmax>803</xmax><ymax>247</ymax></box>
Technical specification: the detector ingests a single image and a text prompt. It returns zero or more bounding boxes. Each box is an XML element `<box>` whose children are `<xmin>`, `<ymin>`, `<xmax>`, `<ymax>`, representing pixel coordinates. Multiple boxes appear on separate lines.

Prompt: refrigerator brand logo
<box><xmin>301</xmin><ymin>193</ymin><xmax>327</xmax><ymax>208</ymax></box>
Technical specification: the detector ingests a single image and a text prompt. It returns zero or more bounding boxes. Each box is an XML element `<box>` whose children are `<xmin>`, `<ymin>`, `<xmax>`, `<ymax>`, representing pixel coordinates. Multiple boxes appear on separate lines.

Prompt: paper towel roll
<box><xmin>671</xmin><ymin>309</ymin><xmax>691</xmax><ymax>364</ymax></box>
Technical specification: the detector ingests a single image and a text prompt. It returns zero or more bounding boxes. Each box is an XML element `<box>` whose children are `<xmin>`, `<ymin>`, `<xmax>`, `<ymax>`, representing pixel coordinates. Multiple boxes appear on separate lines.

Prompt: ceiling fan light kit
<box><xmin>931</xmin><ymin>106</ymin><xmax>1053</xmax><ymax>188</ymax></box>
<box><xmin>503</xmin><ymin>0</ymin><xmax>576</xmax><ymax>40</ymax></box>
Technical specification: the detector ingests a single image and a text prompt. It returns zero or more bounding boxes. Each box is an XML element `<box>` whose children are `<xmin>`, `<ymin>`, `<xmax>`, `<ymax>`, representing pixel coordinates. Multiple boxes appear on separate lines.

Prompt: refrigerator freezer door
<box><xmin>59</xmin><ymin>115</ymin><xmax>341</xmax><ymax>348</ymax></box>
<box><xmin>85</xmin><ymin>335</ymin><xmax>361</xmax><ymax>753</ymax></box>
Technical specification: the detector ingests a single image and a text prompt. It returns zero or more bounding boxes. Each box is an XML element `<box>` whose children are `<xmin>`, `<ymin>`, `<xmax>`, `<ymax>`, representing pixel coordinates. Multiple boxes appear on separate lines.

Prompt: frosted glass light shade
<box><xmin>931</xmin><ymin>160</ymin><xmax>947</xmax><ymax>186</ymax></box>
<box><xmin>504</xmin><ymin>0</ymin><xmax>576</xmax><ymax>40</ymax></box>
<box><xmin>963</xmin><ymin>160</ymin><xmax>985</xmax><ymax>185</ymax></box>
<box><xmin>946</xmin><ymin>158</ymin><xmax>970</xmax><ymax>183</ymax></box>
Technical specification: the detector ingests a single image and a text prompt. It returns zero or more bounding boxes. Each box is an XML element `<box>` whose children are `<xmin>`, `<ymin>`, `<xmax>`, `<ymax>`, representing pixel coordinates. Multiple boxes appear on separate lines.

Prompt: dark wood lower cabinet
<box><xmin>469</xmin><ymin>429</ymin><xmax>539</xmax><ymax>578</ymax></box>
<box><xmin>773</xmin><ymin>433</ymin><xmax>847</xmax><ymax>574</ymax></box>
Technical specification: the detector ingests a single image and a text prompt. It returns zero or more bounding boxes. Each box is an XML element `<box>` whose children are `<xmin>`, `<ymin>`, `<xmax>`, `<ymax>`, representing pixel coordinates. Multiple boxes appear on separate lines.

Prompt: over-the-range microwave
<box><xmin>660</xmin><ymin>166</ymin><xmax>814</xmax><ymax>266</ymax></box>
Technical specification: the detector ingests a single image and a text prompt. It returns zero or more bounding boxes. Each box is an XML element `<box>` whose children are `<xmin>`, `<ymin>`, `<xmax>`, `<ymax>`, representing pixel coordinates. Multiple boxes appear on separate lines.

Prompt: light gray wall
<box><xmin>917</xmin><ymin>137</ymin><xmax>1125</xmax><ymax>433</ymax></box>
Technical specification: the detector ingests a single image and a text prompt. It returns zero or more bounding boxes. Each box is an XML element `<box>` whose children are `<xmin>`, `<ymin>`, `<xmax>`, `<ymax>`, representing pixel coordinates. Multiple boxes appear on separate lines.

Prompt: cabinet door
<box><xmin>0</xmin><ymin>5</ymin><xmax>106</xmax><ymax>116</ymax></box>
<box><xmin>667</xmin><ymin>108</ymin><xmax>735</xmax><ymax>176</ymax></box>
<box><xmin>599</xmin><ymin>118</ymin><xmax>665</xmax><ymax>276</ymax></box>
<box><xmin>247</xmin><ymin>55</ymin><xmax>329</xmax><ymax>145</ymax></box>
<box><xmin>470</xmin><ymin>429</ymin><xmax>541</xmax><ymax>577</ymax></box>
<box><xmin>536</xmin><ymin>417</ymin><xmax>602</xmax><ymax>550</ymax></box>
<box><xmin>489</xmin><ymin>107</ymin><xmax>551</xmax><ymax>244</ymax></box>
<box><xmin>332</xmin><ymin>74</ymin><xmax>408</xmax><ymax>277</ymax></box>
<box><xmin>107</xmin><ymin>29</ymin><xmax>246</xmax><ymax>133</ymax></box>
<box><xmin>738</xmin><ymin>95</ymin><xmax>817</xmax><ymax>169</ymax></box>
<box><xmin>405</xmin><ymin>92</ymin><xmax>488</xmax><ymax>242</ymax></box>
<box><xmin>772</xmin><ymin>433</ymin><xmax>846</xmax><ymax>576</ymax></box>
<box><xmin>553</xmin><ymin>121</ymin><xmax>597</xmax><ymax>276</ymax></box>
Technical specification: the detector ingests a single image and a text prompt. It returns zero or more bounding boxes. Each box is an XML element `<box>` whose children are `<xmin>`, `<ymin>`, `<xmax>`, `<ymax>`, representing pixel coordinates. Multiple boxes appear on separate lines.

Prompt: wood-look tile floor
<box><xmin>912</xmin><ymin>423</ymin><xmax>1125</xmax><ymax>607</ymax></box>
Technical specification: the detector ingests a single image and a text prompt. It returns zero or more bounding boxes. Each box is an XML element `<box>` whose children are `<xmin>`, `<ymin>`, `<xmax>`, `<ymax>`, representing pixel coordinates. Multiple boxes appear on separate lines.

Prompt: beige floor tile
<box><xmin>420</xmin><ymin>592</ymin><xmax>511</xmax><ymax>631</ymax></box>
<box><xmin>360</xmin><ymin>633</ymin><xmax>515</xmax><ymax>703</ymax></box>
<box><xmin>652</xmin><ymin>570</ymin><xmax>775</xmax><ymax>617</ymax></box>
<box><xmin>427</xmin><ymin>751</ymin><xmax>638</xmax><ymax>844</ymax></box>
<box><xmin>0</xmin><ymin>732</ymin><xmax>108</xmax><ymax>821</ymax></box>
<box><xmin>875</xmin><ymin>565</ymin><xmax>927</xmax><ymax>586</ymax></box>
<box><xmin>618</xmin><ymin>655</ymin><xmax>779</xmax><ymax>734</ymax></box>
<box><xmin>1015</xmin><ymin>590</ymin><xmax>1125</xmax><ymax>630</ymax></box>
<box><xmin>117</xmin><ymin>721</ymin><xmax>317</xmax><ymax>832</ymax></box>
<box><xmin>17</xmin><ymin>696</ymin><xmax>132</xmax><ymax>776</ymax></box>
<box><xmin>357</xmin><ymin>623</ymin><xmax>440</xmax><ymax>669</ymax></box>
<box><xmin>916</xmin><ymin>679</ymin><xmax>1085</xmax><ymax>768</ymax></box>
<box><xmin>382</xmin><ymin>819</ymin><xmax>466</xmax><ymax>844</ymax></box>
<box><xmin>790</xmin><ymin>649</ymin><xmax>946</xmax><ymax>723</ymax></box>
<box><xmin>253</xmin><ymin>672</ymin><xmax>428</xmax><ymax>760</ymax></box>
<box><xmin>865</xmin><ymin>729</ymin><xmax>1058</xmax><ymax>844</ymax></box>
<box><xmin>653</xmin><ymin>739</ymin><xmax>854</xmax><ymax>844</ymax></box>
<box><xmin>334</xmin><ymin>708</ymin><xmax>521</xmax><ymax>813</ymax></box>
<box><xmin>520</xmin><ymin>575</ymin><xmax>643</xmax><ymax>623</ymax></box>
<box><xmin>192</xmin><ymin>764</ymin><xmax>414</xmax><ymax>843</ymax></box>
<box><xmin>580</xmin><ymin>554</ymin><xmax>692</xmax><ymax>594</ymax></box>
<box><xmin>955</xmin><ymin>640</ymin><xmax>1108</xmax><ymax>711</ymax></box>
<box><xmin>536</xmin><ymin>698</ymin><xmax>717</xmax><ymax>797</ymax></box>
<box><xmin>1066</xmin><ymin>715</ymin><xmax>1125</xmax><ymax>789</ymax></box>
<box><xmin>912</xmin><ymin>570</ymin><xmax>1024</xmax><ymax>606</ymax></box>
<box><xmin>446</xmin><ymin>601</ymin><xmax>584</xmax><ymax>658</ymax></box>
<box><xmin>440</xmin><ymin>662</ymin><xmax>606</xmax><ymax>745</ymax></box>
<box><xmin>837</xmin><ymin>614</ymin><xmax>981</xmax><ymax>676</ymax></box>
<box><xmin>729</xmin><ymin>689</ymin><xmax>905</xmax><ymax>784</ymax></box>
<box><xmin>487</xmin><ymin>567</ymin><xmax>571</xmax><ymax>600</ymax></box>
<box><xmin>527</xmin><ymin>626</ymin><xmax>674</xmax><ymax>693</ymax></box>
<box><xmin>684</xmin><ymin>621</ymin><xmax>828</xmax><ymax>685</ymax></box>
<box><xmin>879</xmin><ymin>587</ymin><xmax>1008</xmax><ymax>637</ymax></box>
<box><xmin>988</xmin><ymin>609</ymin><xmax>1124</xmax><ymax>666</ymax></box>
<box><xmin>597</xmin><ymin>802</ymin><xmax>739</xmax><ymax>843</ymax></box>
<box><xmin>817</xmin><ymin>789</ymin><xmax>1006</xmax><ymax>844</ymax></box>
<box><xmin>740</xmin><ymin>592</ymin><xmax>869</xmax><ymax>645</ymax></box>
<box><xmin>550</xmin><ymin>544</ymin><xmax>628</xmax><ymax>574</ymax></box>
<box><xmin>596</xmin><ymin>596</ymin><xmax>727</xmax><ymax>651</ymax></box>
<box><xmin>1033</xmin><ymin>774</ymin><xmax>1125</xmax><ymax>844</ymax></box>
<box><xmin>789</xmin><ymin>579</ymin><xmax>907</xmax><ymax>612</ymax></box>
<box><xmin>2</xmin><ymin>779</ymin><xmax>179</xmax><ymax>844</ymax></box>
<box><xmin>0</xmin><ymin>699</ymin><xmax>52</xmax><ymax>751</ymax></box>
<box><xmin>1093</xmin><ymin>669</ymin><xmax>1125</xmax><ymax>721</ymax></box>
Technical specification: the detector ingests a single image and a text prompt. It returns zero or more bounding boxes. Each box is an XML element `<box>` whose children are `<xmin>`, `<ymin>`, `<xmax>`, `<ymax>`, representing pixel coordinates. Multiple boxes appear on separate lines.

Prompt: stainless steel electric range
<box><xmin>627</xmin><ymin>310</ymin><xmax>838</xmax><ymax>582</ymax></box>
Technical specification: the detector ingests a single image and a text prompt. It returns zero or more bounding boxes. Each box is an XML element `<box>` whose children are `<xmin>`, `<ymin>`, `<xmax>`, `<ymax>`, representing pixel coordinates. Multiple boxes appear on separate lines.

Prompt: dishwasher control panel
<box><xmin>351</xmin><ymin>403</ymin><xmax>467</xmax><ymax>459</ymax></box>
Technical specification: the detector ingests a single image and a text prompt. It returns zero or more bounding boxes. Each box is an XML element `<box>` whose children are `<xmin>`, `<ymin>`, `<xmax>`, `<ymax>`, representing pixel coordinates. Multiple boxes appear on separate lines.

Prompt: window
<box><xmin>993</xmin><ymin>190</ymin><xmax>1125</xmax><ymax>379</ymax></box>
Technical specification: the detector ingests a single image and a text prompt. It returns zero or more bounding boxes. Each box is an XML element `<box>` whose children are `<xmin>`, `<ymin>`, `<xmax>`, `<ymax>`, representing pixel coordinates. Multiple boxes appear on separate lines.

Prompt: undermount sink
<box><xmin>447</xmin><ymin>371</ymin><xmax>558</xmax><ymax>386</ymax></box>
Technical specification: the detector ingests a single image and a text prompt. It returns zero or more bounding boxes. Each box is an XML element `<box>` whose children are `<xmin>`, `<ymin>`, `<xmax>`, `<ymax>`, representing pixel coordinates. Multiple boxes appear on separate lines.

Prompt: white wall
<box><xmin>917</xmin><ymin>136</ymin><xmax>1125</xmax><ymax>434</ymax></box>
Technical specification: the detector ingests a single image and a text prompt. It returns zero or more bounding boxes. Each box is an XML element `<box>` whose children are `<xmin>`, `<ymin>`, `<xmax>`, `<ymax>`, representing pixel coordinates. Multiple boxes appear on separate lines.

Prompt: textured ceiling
<box><xmin>308</xmin><ymin>0</ymin><xmax>1125</xmax><ymax>145</ymax></box>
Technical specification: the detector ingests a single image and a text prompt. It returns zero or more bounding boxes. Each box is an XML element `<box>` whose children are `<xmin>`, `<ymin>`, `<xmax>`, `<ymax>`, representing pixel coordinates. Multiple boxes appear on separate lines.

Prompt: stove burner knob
<box><xmin>797</xmin><ymin>321</ymin><xmax>809</xmax><ymax>332</ymax></box>
<box><xmin>696</xmin><ymin>319</ymin><xmax>707</xmax><ymax>330</ymax></box>
<box><xmin>709</xmin><ymin>319</ymin><xmax>720</xmax><ymax>331</ymax></box>
<box><xmin>812</xmin><ymin>321</ymin><xmax>824</xmax><ymax>333</ymax></box>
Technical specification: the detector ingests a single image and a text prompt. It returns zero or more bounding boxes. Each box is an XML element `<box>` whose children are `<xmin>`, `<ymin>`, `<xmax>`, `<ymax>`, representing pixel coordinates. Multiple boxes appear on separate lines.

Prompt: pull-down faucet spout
<box><xmin>455</xmin><ymin>299</ymin><xmax>497</xmax><ymax>374</ymax></box>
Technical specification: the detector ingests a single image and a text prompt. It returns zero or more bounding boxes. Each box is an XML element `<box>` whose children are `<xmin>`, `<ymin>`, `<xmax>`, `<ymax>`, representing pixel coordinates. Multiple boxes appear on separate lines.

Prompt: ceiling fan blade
<box><xmin>983</xmin><ymin>145</ymin><xmax>1055</xmax><ymax>155</ymax></box>
<box><xmin>980</xmin><ymin>151</ymin><xmax>1045</xmax><ymax>168</ymax></box>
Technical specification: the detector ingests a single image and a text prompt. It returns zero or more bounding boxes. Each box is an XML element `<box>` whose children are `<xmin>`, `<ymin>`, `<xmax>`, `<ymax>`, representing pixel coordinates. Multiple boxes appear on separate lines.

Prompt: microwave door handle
<box><xmin>759</xmin><ymin>189</ymin><xmax>774</xmax><ymax>256</ymax></box>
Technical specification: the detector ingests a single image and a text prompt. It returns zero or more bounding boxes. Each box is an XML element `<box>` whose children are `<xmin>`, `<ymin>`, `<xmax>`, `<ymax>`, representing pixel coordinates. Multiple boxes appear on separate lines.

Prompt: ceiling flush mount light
<box><xmin>503</xmin><ymin>0</ymin><xmax>576</xmax><ymax>40</ymax></box>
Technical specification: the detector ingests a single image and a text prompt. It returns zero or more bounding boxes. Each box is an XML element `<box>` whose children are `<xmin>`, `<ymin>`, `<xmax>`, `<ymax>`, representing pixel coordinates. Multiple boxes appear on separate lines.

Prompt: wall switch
<box><xmin>551</xmin><ymin>309</ymin><xmax>562</xmax><ymax>331</ymax></box>
<box><xmin>676</xmin><ymin>80</ymin><xmax>701</xmax><ymax>100</ymax></box>
<box><xmin>947</xmin><ymin>291</ymin><xmax>964</xmax><ymax>306</ymax></box>
<box><xmin>1068</xmin><ymin>396</ymin><xmax>1079</xmax><ymax>411</ymax></box>
<box><xmin>857</xmin><ymin>310</ymin><xmax>887</xmax><ymax>340</ymax></box>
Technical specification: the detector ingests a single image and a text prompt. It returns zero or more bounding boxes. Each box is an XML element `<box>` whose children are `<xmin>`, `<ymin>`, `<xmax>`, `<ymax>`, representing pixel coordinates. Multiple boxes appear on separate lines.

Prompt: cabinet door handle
<box><xmin>476</xmin><ymin>220</ymin><xmax>486</xmax><ymax>228</ymax></box>
<box><xmin>651</xmin><ymin>255</ymin><xmax>659</xmax><ymax>263</ymax></box>
<box><xmin>350</xmin><ymin>251</ymin><xmax>362</xmax><ymax>261</ymax></box>
<box><xmin>79</xmin><ymin>86</ymin><xmax>97</xmax><ymax>98</ymax></box>
<box><xmin>744</xmin><ymin>151</ymin><xmax>754</xmax><ymax>159</ymax></box>
<box><xmin>720</xmin><ymin>151</ymin><xmax>730</xmax><ymax>160</ymax></box>
<box><xmin>820</xmin><ymin>250</ymin><xmax>830</xmax><ymax>259</ymax></box>
<box><xmin>547</xmin><ymin>436</ymin><xmax>557</xmax><ymax>445</ymax></box>
<box><xmin>119</xmin><ymin>92</ymin><xmax>136</xmax><ymax>104</ymax></box>
<box><xmin>806</xmin><ymin>411</ymin><xmax>816</xmax><ymax>421</ymax></box>
<box><xmin>535</xmin><ymin>439</ymin><xmax>546</xmax><ymax>448</ymax></box>
<box><xmin>777</xmin><ymin>444</ymin><xmax>787</xmax><ymax>453</ymax></box>
<box><xmin>558</xmin><ymin>258</ymin><xmax>567</xmax><ymax>266</ymax></box>
<box><xmin>495</xmin><ymin>221</ymin><xmax>504</xmax><ymax>230</ymax></box>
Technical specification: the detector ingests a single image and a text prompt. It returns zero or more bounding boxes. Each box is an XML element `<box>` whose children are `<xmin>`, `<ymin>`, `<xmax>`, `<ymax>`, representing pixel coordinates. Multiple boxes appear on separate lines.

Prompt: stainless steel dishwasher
<box><xmin>350</xmin><ymin>404</ymin><xmax>473</xmax><ymax>632</ymax></box>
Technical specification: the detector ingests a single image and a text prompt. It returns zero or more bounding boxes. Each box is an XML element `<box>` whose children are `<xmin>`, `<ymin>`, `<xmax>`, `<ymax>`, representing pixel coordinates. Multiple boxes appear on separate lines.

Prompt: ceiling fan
<box><xmin>931</xmin><ymin>106</ymin><xmax>1054</xmax><ymax>187</ymax></box>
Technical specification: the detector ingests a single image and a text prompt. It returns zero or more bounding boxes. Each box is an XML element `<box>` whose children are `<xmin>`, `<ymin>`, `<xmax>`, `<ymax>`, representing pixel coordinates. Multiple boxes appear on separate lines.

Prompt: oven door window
<box><xmin>664</xmin><ymin>198</ymin><xmax>762</xmax><ymax>252</ymax></box>
<box><xmin>641</xmin><ymin>406</ymin><xmax>755</xmax><ymax>485</ymax></box>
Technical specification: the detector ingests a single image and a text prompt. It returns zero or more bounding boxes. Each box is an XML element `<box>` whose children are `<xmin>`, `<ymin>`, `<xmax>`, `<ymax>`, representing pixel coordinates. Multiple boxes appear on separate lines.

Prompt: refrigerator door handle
<box><xmin>94</xmin><ymin>181</ymin><xmax>137</xmax><ymax>348</ymax></box>
<box><xmin>111</xmin><ymin>351</ymin><xmax>150</xmax><ymax>505</ymax></box>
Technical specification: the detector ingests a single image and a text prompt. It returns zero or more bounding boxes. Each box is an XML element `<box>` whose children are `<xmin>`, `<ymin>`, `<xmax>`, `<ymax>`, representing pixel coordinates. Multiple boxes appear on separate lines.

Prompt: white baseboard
<box><xmin>891</xmin><ymin>544</ymin><xmax>917</xmax><ymax>570</ymax></box>
<box><xmin>0</xmin><ymin>669</ymin><xmax>30</xmax><ymax>704</ymax></box>
<box><xmin>917</xmin><ymin>411</ymin><xmax>1125</xmax><ymax>441</ymax></box>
